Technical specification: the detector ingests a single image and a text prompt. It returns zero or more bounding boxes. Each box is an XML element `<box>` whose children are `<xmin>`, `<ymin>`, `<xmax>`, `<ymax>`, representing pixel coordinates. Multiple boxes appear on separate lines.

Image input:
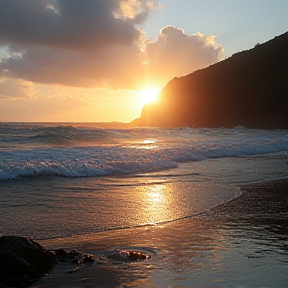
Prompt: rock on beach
<box><xmin>0</xmin><ymin>236</ymin><xmax>56</xmax><ymax>287</ymax></box>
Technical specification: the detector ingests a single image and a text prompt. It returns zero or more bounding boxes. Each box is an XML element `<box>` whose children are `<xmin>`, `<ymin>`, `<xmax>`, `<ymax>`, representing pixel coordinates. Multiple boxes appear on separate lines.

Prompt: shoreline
<box><xmin>39</xmin><ymin>177</ymin><xmax>288</xmax><ymax>249</ymax></box>
<box><xmin>30</xmin><ymin>178</ymin><xmax>288</xmax><ymax>287</ymax></box>
<box><xmin>207</xmin><ymin>178</ymin><xmax>288</xmax><ymax>220</ymax></box>
<box><xmin>36</xmin><ymin>177</ymin><xmax>288</xmax><ymax>251</ymax></box>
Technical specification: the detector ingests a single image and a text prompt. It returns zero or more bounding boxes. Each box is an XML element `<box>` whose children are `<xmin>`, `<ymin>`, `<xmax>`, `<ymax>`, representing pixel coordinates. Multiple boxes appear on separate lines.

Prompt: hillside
<box><xmin>138</xmin><ymin>32</ymin><xmax>288</xmax><ymax>129</ymax></box>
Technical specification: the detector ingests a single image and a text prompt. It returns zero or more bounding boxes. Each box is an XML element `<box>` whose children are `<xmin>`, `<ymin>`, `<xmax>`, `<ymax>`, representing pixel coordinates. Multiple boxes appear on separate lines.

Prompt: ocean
<box><xmin>1</xmin><ymin>122</ymin><xmax>288</xmax><ymax>287</ymax></box>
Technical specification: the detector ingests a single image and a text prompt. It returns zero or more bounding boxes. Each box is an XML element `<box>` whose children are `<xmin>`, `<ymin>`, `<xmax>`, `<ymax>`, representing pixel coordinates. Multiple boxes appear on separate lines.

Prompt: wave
<box><xmin>1</xmin><ymin>144</ymin><xmax>287</xmax><ymax>181</ymax></box>
<box><xmin>1</xmin><ymin>124</ymin><xmax>288</xmax><ymax>181</ymax></box>
<box><xmin>0</xmin><ymin>124</ymin><xmax>117</xmax><ymax>148</ymax></box>
<box><xmin>0</xmin><ymin>146</ymin><xmax>178</xmax><ymax>180</ymax></box>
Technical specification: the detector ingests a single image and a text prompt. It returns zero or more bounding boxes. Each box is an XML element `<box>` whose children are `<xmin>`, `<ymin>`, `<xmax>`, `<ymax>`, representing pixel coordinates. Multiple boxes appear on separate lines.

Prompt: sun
<box><xmin>138</xmin><ymin>88</ymin><xmax>160</xmax><ymax>106</ymax></box>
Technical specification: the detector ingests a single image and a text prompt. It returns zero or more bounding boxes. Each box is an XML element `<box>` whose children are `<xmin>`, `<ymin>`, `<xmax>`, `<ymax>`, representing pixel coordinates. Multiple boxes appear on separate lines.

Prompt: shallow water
<box><xmin>0</xmin><ymin>161</ymin><xmax>239</xmax><ymax>240</ymax></box>
<box><xmin>1</xmin><ymin>124</ymin><xmax>288</xmax><ymax>287</ymax></box>
<box><xmin>34</xmin><ymin>214</ymin><xmax>288</xmax><ymax>288</ymax></box>
<box><xmin>1</xmin><ymin>155</ymin><xmax>288</xmax><ymax>287</ymax></box>
<box><xmin>1</xmin><ymin>150</ymin><xmax>288</xmax><ymax>240</ymax></box>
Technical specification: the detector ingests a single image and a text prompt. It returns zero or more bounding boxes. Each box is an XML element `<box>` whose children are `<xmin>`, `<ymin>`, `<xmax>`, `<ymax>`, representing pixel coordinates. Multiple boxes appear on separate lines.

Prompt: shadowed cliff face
<box><xmin>139</xmin><ymin>32</ymin><xmax>288</xmax><ymax>129</ymax></box>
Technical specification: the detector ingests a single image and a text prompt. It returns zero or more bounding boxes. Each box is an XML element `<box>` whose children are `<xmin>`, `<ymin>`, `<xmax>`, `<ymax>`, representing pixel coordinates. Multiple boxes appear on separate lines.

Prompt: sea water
<box><xmin>1</xmin><ymin>122</ymin><xmax>288</xmax><ymax>241</ymax></box>
<box><xmin>1</xmin><ymin>123</ymin><xmax>288</xmax><ymax>287</ymax></box>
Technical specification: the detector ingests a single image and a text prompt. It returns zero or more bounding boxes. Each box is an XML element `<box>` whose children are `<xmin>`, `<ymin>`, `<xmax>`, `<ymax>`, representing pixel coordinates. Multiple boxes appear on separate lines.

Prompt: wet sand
<box><xmin>209</xmin><ymin>178</ymin><xmax>288</xmax><ymax>220</ymax></box>
<box><xmin>34</xmin><ymin>179</ymin><xmax>288</xmax><ymax>288</ymax></box>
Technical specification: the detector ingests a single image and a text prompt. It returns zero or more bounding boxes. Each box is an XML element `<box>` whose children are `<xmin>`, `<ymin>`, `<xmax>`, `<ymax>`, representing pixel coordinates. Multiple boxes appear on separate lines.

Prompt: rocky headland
<box><xmin>138</xmin><ymin>32</ymin><xmax>288</xmax><ymax>129</ymax></box>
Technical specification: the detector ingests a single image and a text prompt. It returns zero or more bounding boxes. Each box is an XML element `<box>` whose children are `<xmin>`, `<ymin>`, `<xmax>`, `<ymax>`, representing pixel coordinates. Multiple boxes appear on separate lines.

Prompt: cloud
<box><xmin>0</xmin><ymin>0</ymin><xmax>145</xmax><ymax>49</ymax></box>
<box><xmin>145</xmin><ymin>26</ymin><xmax>224</xmax><ymax>86</ymax></box>
<box><xmin>114</xmin><ymin>0</ymin><xmax>162</xmax><ymax>24</ymax></box>
<box><xmin>0</xmin><ymin>79</ymin><xmax>39</xmax><ymax>99</ymax></box>
<box><xmin>1</xmin><ymin>44</ymin><xmax>145</xmax><ymax>88</ymax></box>
<box><xmin>0</xmin><ymin>0</ymin><xmax>155</xmax><ymax>88</ymax></box>
<box><xmin>0</xmin><ymin>1</ymin><xmax>223</xmax><ymax>91</ymax></box>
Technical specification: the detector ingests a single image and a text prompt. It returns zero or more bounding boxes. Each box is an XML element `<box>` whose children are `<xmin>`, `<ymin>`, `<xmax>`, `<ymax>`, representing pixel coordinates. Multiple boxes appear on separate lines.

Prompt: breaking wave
<box><xmin>0</xmin><ymin>123</ymin><xmax>288</xmax><ymax>180</ymax></box>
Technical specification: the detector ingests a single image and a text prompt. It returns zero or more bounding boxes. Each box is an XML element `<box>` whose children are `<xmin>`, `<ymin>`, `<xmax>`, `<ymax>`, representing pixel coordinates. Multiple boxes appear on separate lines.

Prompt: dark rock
<box><xmin>106</xmin><ymin>250</ymin><xmax>150</xmax><ymax>262</ymax></box>
<box><xmin>0</xmin><ymin>236</ymin><xmax>56</xmax><ymax>286</ymax></box>
<box><xmin>68</xmin><ymin>249</ymin><xmax>81</xmax><ymax>258</ymax></box>
<box><xmin>128</xmin><ymin>251</ymin><xmax>150</xmax><ymax>261</ymax></box>
<box><xmin>52</xmin><ymin>248</ymin><xmax>83</xmax><ymax>263</ymax></box>
<box><xmin>83</xmin><ymin>254</ymin><xmax>95</xmax><ymax>263</ymax></box>
<box><xmin>138</xmin><ymin>31</ymin><xmax>288</xmax><ymax>129</ymax></box>
<box><xmin>71</xmin><ymin>259</ymin><xmax>83</xmax><ymax>265</ymax></box>
<box><xmin>52</xmin><ymin>247</ymin><xmax>94</xmax><ymax>265</ymax></box>
<box><xmin>53</xmin><ymin>248</ymin><xmax>69</xmax><ymax>257</ymax></box>
<box><xmin>0</xmin><ymin>250</ymin><xmax>31</xmax><ymax>278</ymax></box>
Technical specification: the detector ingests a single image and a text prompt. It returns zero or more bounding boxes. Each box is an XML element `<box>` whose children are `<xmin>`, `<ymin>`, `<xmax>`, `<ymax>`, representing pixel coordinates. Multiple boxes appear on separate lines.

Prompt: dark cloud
<box><xmin>1</xmin><ymin>44</ymin><xmax>144</xmax><ymax>88</ymax></box>
<box><xmin>0</xmin><ymin>1</ymin><xmax>223</xmax><ymax>90</ymax></box>
<box><xmin>0</xmin><ymin>0</ymin><xmax>141</xmax><ymax>49</ymax></box>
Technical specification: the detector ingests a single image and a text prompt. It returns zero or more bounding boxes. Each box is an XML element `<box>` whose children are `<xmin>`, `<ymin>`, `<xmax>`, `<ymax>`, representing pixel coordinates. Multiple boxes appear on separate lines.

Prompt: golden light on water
<box><xmin>145</xmin><ymin>185</ymin><xmax>168</xmax><ymax>224</ymax></box>
<box><xmin>129</xmin><ymin>139</ymin><xmax>158</xmax><ymax>149</ymax></box>
<box><xmin>136</xmin><ymin>182</ymin><xmax>176</xmax><ymax>225</ymax></box>
<box><xmin>141</xmin><ymin>139</ymin><xmax>158</xmax><ymax>149</ymax></box>
<box><xmin>142</xmin><ymin>139</ymin><xmax>156</xmax><ymax>144</ymax></box>
<box><xmin>148</xmin><ymin>186</ymin><xmax>165</xmax><ymax>204</ymax></box>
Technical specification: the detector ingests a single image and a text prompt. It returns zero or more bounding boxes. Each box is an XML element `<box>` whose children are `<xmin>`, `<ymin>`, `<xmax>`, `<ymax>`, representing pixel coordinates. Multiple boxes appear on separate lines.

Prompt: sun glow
<box><xmin>138</xmin><ymin>88</ymin><xmax>160</xmax><ymax>106</ymax></box>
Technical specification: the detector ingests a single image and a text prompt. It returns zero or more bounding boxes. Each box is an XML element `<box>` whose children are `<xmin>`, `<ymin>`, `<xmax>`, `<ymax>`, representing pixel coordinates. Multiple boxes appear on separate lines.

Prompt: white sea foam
<box><xmin>0</xmin><ymin>124</ymin><xmax>288</xmax><ymax>180</ymax></box>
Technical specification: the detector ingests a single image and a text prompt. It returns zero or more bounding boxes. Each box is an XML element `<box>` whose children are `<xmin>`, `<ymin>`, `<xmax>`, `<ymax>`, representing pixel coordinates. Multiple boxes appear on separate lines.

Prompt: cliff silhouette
<box><xmin>138</xmin><ymin>32</ymin><xmax>288</xmax><ymax>129</ymax></box>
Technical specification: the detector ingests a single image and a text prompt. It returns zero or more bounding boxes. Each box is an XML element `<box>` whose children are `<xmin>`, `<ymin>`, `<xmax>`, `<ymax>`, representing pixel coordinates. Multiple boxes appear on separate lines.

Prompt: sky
<box><xmin>0</xmin><ymin>0</ymin><xmax>287</xmax><ymax>123</ymax></box>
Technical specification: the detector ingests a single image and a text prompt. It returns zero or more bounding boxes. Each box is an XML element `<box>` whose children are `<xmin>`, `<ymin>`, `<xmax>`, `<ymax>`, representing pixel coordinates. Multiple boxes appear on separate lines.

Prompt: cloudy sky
<box><xmin>0</xmin><ymin>0</ymin><xmax>287</xmax><ymax>122</ymax></box>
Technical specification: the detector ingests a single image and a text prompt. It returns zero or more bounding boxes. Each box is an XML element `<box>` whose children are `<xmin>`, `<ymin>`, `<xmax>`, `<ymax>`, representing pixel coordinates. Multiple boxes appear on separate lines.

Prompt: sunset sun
<box><xmin>138</xmin><ymin>88</ymin><xmax>160</xmax><ymax>106</ymax></box>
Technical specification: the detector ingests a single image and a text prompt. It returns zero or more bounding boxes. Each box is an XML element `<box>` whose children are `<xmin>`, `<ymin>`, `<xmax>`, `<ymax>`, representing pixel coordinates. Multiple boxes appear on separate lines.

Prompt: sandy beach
<box><xmin>31</xmin><ymin>178</ymin><xmax>288</xmax><ymax>288</ymax></box>
<box><xmin>209</xmin><ymin>178</ymin><xmax>288</xmax><ymax>220</ymax></box>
